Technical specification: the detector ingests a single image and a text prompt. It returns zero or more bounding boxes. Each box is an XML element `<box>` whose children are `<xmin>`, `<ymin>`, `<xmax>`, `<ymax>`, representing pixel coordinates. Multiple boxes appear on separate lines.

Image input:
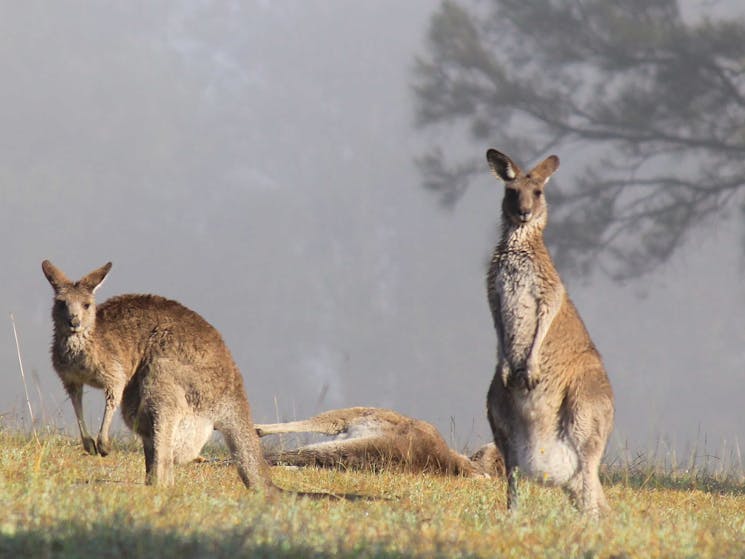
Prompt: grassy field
<box><xmin>1</xmin><ymin>430</ymin><xmax>744</xmax><ymax>559</ymax></box>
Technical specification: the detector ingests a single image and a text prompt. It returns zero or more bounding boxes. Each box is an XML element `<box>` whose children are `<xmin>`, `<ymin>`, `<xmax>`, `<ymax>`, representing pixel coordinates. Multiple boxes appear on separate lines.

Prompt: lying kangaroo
<box><xmin>42</xmin><ymin>260</ymin><xmax>274</xmax><ymax>491</ymax></box>
<box><xmin>256</xmin><ymin>407</ymin><xmax>505</xmax><ymax>478</ymax></box>
<box><xmin>484</xmin><ymin>150</ymin><xmax>614</xmax><ymax>516</ymax></box>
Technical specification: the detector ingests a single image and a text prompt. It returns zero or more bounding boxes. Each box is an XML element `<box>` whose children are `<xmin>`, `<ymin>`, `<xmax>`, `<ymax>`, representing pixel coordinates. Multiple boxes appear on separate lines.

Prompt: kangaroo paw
<box><xmin>82</xmin><ymin>436</ymin><xmax>98</xmax><ymax>455</ymax></box>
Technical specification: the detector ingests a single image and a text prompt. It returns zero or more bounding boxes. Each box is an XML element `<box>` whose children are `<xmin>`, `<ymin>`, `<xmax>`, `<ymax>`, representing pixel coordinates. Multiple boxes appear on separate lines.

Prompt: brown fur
<box><xmin>256</xmin><ymin>407</ymin><xmax>505</xmax><ymax>478</ymax></box>
<box><xmin>484</xmin><ymin>150</ymin><xmax>614</xmax><ymax>516</ymax></box>
<box><xmin>42</xmin><ymin>260</ymin><xmax>274</xmax><ymax>492</ymax></box>
<box><xmin>468</xmin><ymin>441</ymin><xmax>505</xmax><ymax>478</ymax></box>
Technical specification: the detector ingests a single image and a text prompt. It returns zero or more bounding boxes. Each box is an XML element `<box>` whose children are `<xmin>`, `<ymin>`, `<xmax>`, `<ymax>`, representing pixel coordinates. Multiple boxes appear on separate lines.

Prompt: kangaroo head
<box><xmin>42</xmin><ymin>260</ymin><xmax>112</xmax><ymax>335</ymax></box>
<box><xmin>486</xmin><ymin>149</ymin><xmax>560</xmax><ymax>228</ymax></box>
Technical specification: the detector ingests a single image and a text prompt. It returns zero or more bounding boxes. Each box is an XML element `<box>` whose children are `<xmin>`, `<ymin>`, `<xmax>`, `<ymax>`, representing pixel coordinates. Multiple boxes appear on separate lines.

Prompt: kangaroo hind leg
<box><xmin>220</xmin><ymin>399</ymin><xmax>276</xmax><ymax>494</ymax></box>
<box><xmin>256</xmin><ymin>416</ymin><xmax>348</xmax><ymax>437</ymax></box>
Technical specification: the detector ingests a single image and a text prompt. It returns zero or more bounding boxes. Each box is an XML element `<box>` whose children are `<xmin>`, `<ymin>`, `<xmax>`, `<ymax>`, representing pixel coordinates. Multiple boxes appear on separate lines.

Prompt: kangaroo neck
<box><xmin>499</xmin><ymin>216</ymin><xmax>546</xmax><ymax>252</ymax></box>
<box><xmin>53</xmin><ymin>329</ymin><xmax>96</xmax><ymax>369</ymax></box>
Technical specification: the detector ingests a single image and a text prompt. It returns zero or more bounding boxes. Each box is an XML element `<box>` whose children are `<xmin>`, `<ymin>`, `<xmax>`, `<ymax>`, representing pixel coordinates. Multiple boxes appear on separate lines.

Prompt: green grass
<box><xmin>1</xmin><ymin>429</ymin><xmax>744</xmax><ymax>558</ymax></box>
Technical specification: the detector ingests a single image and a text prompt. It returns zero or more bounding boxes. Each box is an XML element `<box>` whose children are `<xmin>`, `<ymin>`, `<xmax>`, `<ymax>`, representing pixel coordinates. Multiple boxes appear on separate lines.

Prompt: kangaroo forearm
<box><xmin>527</xmin><ymin>288</ymin><xmax>564</xmax><ymax>367</ymax></box>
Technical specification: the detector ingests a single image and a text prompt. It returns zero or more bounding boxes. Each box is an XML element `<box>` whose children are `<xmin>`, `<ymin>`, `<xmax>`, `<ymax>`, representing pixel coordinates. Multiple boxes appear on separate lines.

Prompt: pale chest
<box><xmin>492</xmin><ymin>251</ymin><xmax>540</xmax><ymax>356</ymax></box>
<box><xmin>344</xmin><ymin>418</ymin><xmax>385</xmax><ymax>441</ymax></box>
<box><xmin>52</xmin><ymin>337</ymin><xmax>122</xmax><ymax>390</ymax></box>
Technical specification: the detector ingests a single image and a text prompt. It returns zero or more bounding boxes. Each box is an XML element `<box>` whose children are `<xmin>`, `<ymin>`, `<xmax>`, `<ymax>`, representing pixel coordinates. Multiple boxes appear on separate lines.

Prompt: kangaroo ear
<box><xmin>79</xmin><ymin>262</ymin><xmax>112</xmax><ymax>293</ymax></box>
<box><xmin>529</xmin><ymin>155</ymin><xmax>560</xmax><ymax>184</ymax></box>
<box><xmin>42</xmin><ymin>260</ymin><xmax>72</xmax><ymax>293</ymax></box>
<box><xmin>486</xmin><ymin>149</ymin><xmax>522</xmax><ymax>182</ymax></box>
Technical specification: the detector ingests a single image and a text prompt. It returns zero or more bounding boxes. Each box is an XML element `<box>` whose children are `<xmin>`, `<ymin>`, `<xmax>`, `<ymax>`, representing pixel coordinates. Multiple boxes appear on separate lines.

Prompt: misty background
<box><xmin>1</xmin><ymin>1</ymin><xmax>743</xmax><ymax>466</ymax></box>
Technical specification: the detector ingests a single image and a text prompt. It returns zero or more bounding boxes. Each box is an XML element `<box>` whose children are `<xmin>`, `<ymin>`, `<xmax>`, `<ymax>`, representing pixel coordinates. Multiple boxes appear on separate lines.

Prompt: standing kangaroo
<box><xmin>484</xmin><ymin>150</ymin><xmax>614</xmax><ymax>516</ymax></box>
<box><xmin>256</xmin><ymin>406</ymin><xmax>505</xmax><ymax>478</ymax></box>
<box><xmin>42</xmin><ymin>260</ymin><xmax>274</xmax><ymax>491</ymax></box>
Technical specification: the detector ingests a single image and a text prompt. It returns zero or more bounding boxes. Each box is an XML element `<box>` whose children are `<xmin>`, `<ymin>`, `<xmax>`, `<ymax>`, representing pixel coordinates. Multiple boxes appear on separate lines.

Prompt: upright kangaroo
<box><xmin>42</xmin><ymin>260</ymin><xmax>274</xmax><ymax>491</ymax></box>
<box><xmin>484</xmin><ymin>150</ymin><xmax>614</xmax><ymax>516</ymax></box>
<box><xmin>257</xmin><ymin>407</ymin><xmax>505</xmax><ymax>478</ymax></box>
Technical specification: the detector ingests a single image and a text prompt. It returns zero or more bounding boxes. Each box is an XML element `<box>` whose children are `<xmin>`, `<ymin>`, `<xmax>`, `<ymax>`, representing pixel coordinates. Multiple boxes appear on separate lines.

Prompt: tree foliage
<box><xmin>413</xmin><ymin>0</ymin><xmax>745</xmax><ymax>278</ymax></box>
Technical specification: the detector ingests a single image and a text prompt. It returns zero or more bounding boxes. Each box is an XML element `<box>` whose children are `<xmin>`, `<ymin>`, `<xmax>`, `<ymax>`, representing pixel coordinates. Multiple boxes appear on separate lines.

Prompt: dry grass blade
<box><xmin>9</xmin><ymin>312</ymin><xmax>39</xmax><ymax>445</ymax></box>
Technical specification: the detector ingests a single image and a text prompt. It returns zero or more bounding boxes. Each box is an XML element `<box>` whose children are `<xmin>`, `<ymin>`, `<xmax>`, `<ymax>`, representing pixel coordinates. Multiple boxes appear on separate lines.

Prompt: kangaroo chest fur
<box><xmin>53</xmin><ymin>334</ymin><xmax>106</xmax><ymax>389</ymax></box>
<box><xmin>491</xmin><ymin>245</ymin><xmax>541</xmax><ymax>366</ymax></box>
<box><xmin>340</xmin><ymin>418</ymin><xmax>383</xmax><ymax>440</ymax></box>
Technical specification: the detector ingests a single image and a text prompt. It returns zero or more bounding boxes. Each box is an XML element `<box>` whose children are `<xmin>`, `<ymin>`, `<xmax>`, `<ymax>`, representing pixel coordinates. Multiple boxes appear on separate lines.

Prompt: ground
<box><xmin>1</xmin><ymin>430</ymin><xmax>743</xmax><ymax>558</ymax></box>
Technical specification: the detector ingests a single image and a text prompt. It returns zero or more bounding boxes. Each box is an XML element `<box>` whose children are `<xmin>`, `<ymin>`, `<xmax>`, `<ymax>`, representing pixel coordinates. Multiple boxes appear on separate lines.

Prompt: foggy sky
<box><xmin>1</xmin><ymin>1</ymin><xmax>743</xmax><ymax>468</ymax></box>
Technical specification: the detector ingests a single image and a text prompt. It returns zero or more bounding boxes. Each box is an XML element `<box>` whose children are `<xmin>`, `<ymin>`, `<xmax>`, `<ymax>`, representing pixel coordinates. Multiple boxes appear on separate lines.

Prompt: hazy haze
<box><xmin>1</xmin><ymin>1</ymin><xmax>743</xmax><ymax>463</ymax></box>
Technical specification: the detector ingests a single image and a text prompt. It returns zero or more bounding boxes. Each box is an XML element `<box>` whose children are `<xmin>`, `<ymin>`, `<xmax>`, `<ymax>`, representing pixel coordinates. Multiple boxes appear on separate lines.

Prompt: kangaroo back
<box><xmin>116</xmin><ymin>306</ymin><xmax>274</xmax><ymax>491</ymax></box>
